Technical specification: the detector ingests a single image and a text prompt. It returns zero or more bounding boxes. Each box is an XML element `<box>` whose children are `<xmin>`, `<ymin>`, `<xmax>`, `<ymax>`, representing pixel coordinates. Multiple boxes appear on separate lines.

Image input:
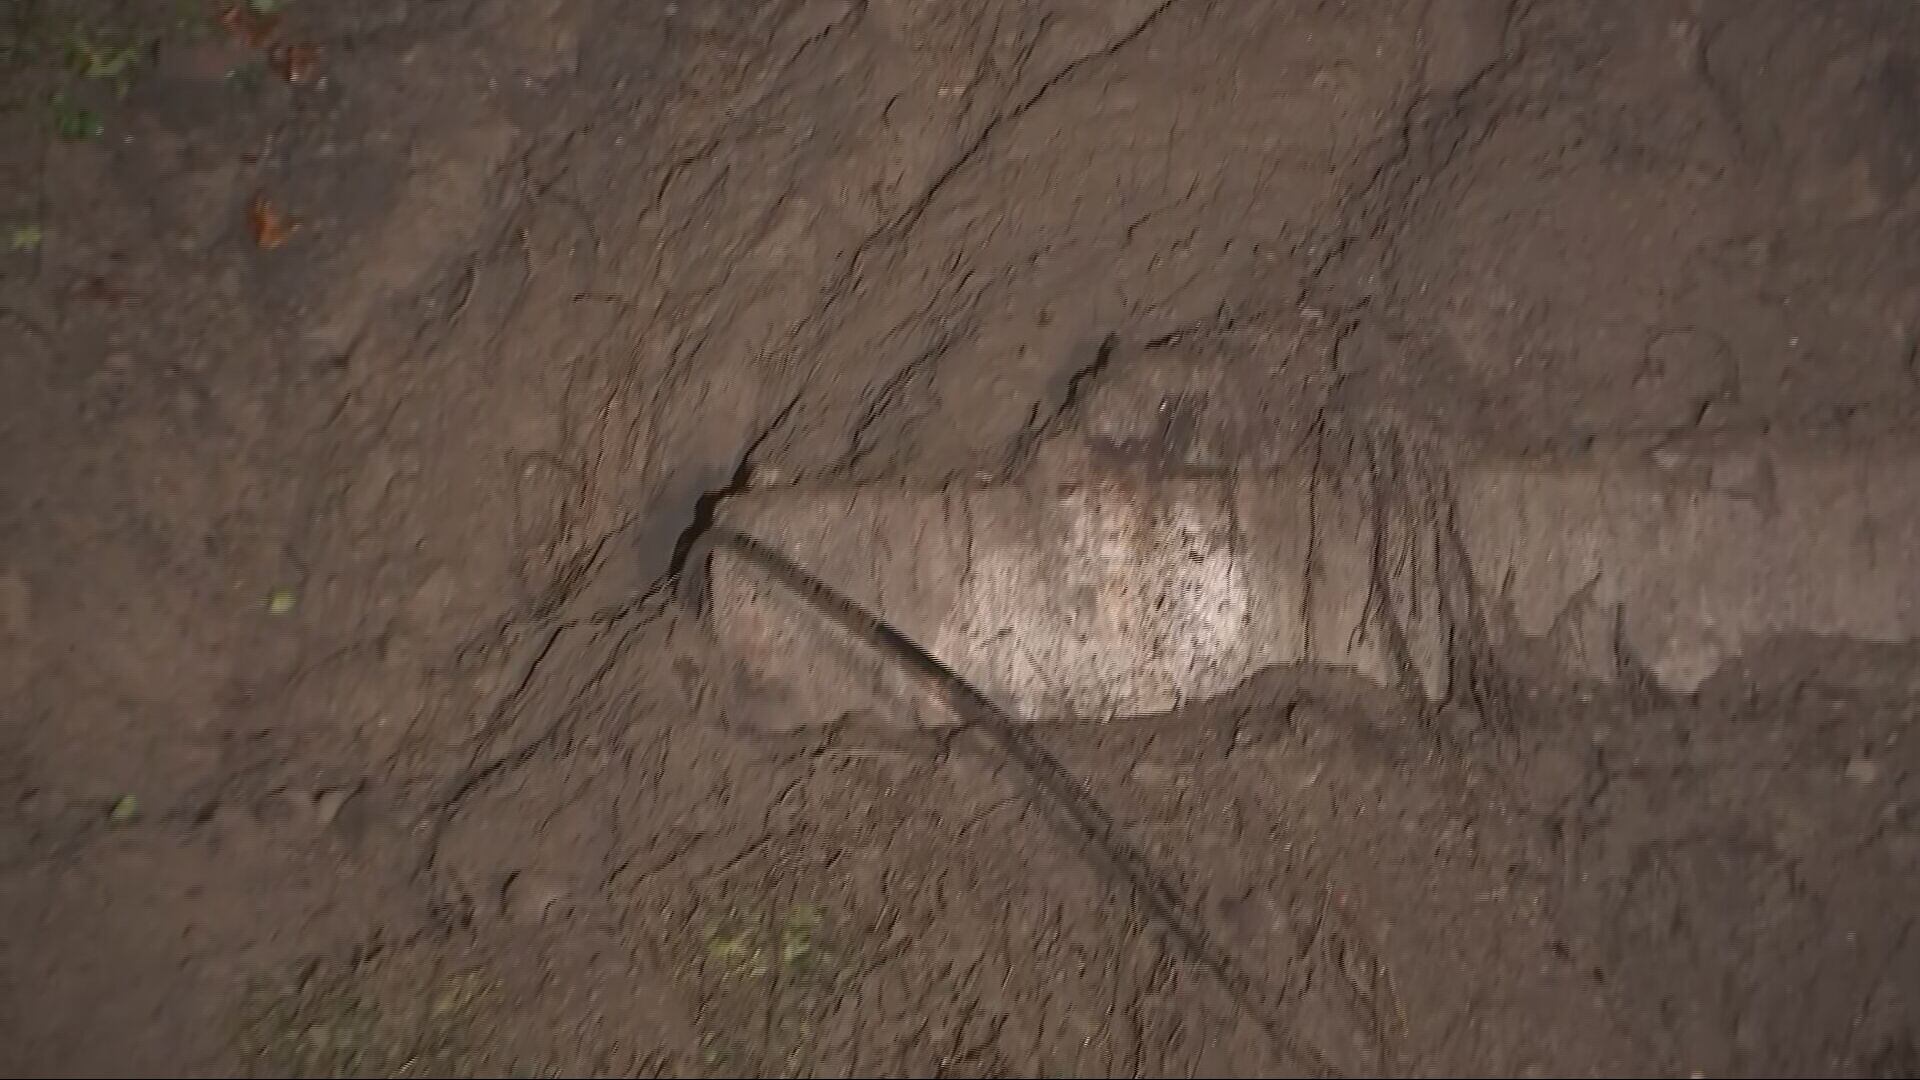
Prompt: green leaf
<box><xmin>225</xmin><ymin>60</ymin><xmax>265</xmax><ymax>92</ymax></box>
<box><xmin>49</xmin><ymin>93</ymin><xmax>104</xmax><ymax>141</ymax></box>
<box><xmin>9</xmin><ymin>224</ymin><xmax>43</xmax><ymax>251</ymax></box>
<box><xmin>109</xmin><ymin>794</ymin><xmax>140</xmax><ymax>824</ymax></box>
<box><xmin>68</xmin><ymin>37</ymin><xmax>144</xmax><ymax>81</ymax></box>
<box><xmin>266</xmin><ymin>588</ymin><xmax>298</xmax><ymax>614</ymax></box>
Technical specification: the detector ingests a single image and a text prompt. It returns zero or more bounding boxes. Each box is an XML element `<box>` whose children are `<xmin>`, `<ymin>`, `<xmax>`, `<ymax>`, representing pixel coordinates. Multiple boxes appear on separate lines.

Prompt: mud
<box><xmin>4</xmin><ymin>0</ymin><xmax>1920</xmax><ymax>1075</ymax></box>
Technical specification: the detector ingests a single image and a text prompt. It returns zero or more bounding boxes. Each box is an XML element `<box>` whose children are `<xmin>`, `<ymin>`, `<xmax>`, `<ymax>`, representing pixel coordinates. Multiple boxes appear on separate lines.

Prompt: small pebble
<box><xmin>312</xmin><ymin>787</ymin><xmax>352</xmax><ymax>826</ymax></box>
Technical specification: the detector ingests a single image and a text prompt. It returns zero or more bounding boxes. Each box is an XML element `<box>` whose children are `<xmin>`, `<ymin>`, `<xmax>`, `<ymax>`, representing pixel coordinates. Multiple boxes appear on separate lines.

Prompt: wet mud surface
<box><xmin>3</xmin><ymin>0</ymin><xmax>1919</xmax><ymax>1073</ymax></box>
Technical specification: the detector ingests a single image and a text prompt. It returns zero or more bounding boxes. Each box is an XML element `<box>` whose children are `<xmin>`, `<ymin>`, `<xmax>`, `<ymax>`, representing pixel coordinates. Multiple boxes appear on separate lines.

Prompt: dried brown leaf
<box><xmin>269</xmin><ymin>42</ymin><xmax>322</xmax><ymax>85</ymax></box>
<box><xmin>219</xmin><ymin>5</ymin><xmax>282</xmax><ymax>49</ymax></box>
<box><xmin>246</xmin><ymin>194</ymin><xmax>298</xmax><ymax>250</ymax></box>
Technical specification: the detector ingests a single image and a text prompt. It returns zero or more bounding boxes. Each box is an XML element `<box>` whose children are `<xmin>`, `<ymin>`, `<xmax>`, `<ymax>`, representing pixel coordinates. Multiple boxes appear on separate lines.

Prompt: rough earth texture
<box><xmin>3</xmin><ymin>0</ymin><xmax>1919</xmax><ymax>1074</ymax></box>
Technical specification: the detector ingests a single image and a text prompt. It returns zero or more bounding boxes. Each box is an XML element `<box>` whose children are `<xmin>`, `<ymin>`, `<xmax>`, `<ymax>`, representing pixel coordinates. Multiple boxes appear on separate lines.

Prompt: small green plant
<box><xmin>236</xmin><ymin>965</ymin><xmax>504</xmax><ymax>1076</ymax></box>
<box><xmin>48</xmin><ymin>91</ymin><xmax>103</xmax><ymax>140</ymax></box>
<box><xmin>703</xmin><ymin>903</ymin><xmax>833</xmax><ymax>984</ymax></box>
<box><xmin>705</xmin><ymin>923</ymin><xmax>767</xmax><ymax>980</ymax></box>
<box><xmin>9</xmin><ymin>224</ymin><xmax>44</xmax><ymax>252</ymax></box>
<box><xmin>225</xmin><ymin>58</ymin><xmax>266</xmax><ymax>93</ymax></box>
<box><xmin>65</xmin><ymin>29</ymin><xmax>149</xmax><ymax>97</ymax></box>
<box><xmin>778</xmin><ymin>903</ymin><xmax>823</xmax><ymax>969</ymax></box>
<box><xmin>696</xmin><ymin>902</ymin><xmax>840</xmax><ymax>1077</ymax></box>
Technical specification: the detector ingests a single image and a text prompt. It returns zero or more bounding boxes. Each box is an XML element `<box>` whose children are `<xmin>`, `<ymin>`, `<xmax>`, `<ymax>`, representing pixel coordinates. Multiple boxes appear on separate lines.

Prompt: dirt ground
<box><xmin>3</xmin><ymin>0</ymin><xmax>1920</xmax><ymax>1074</ymax></box>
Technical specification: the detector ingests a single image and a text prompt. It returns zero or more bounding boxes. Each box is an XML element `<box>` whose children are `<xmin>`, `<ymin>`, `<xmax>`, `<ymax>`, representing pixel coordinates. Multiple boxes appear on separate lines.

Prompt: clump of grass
<box><xmin>235</xmin><ymin>963</ymin><xmax>507</xmax><ymax>1078</ymax></box>
<box><xmin>64</xmin><ymin>27</ymin><xmax>149</xmax><ymax>95</ymax></box>
<box><xmin>696</xmin><ymin>901</ymin><xmax>843</xmax><ymax>1077</ymax></box>
<box><xmin>47</xmin><ymin>89</ymin><xmax>101</xmax><ymax>139</ymax></box>
<box><xmin>3</xmin><ymin>4</ymin><xmax>168</xmax><ymax>139</ymax></box>
<box><xmin>702</xmin><ymin>902</ymin><xmax>833</xmax><ymax>984</ymax></box>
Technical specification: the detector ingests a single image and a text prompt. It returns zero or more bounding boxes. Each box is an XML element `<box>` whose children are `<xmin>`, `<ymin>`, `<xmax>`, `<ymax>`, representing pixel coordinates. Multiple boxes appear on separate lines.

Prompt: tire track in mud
<box><xmin>699</xmin><ymin>525</ymin><xmax>1358</xmax><ymax>1077</ymax></box>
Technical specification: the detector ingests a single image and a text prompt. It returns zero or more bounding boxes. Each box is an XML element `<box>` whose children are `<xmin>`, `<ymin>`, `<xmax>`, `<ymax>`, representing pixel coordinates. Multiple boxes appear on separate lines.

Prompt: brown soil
<box><xmin>4</xmin><ymin>0</ymin><xmax>1919</xmax><ymax>1075</ymax></box>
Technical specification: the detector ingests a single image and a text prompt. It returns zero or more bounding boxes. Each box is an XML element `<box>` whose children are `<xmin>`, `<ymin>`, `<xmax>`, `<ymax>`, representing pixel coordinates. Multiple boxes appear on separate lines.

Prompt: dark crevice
<box><xmin>1053</xmin><ymin>331</ymin><xmax>1118</xmax><ymax>420</ymax></box>
<box><xmin>997</xmin><ymin>331</ymin><xmax>1118</xmax><ymax>478</ymax></box>
<box><xmin>662</xmin><ymin>391</ymin><xmax>805</xmax><ymax>610</ymax></box>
